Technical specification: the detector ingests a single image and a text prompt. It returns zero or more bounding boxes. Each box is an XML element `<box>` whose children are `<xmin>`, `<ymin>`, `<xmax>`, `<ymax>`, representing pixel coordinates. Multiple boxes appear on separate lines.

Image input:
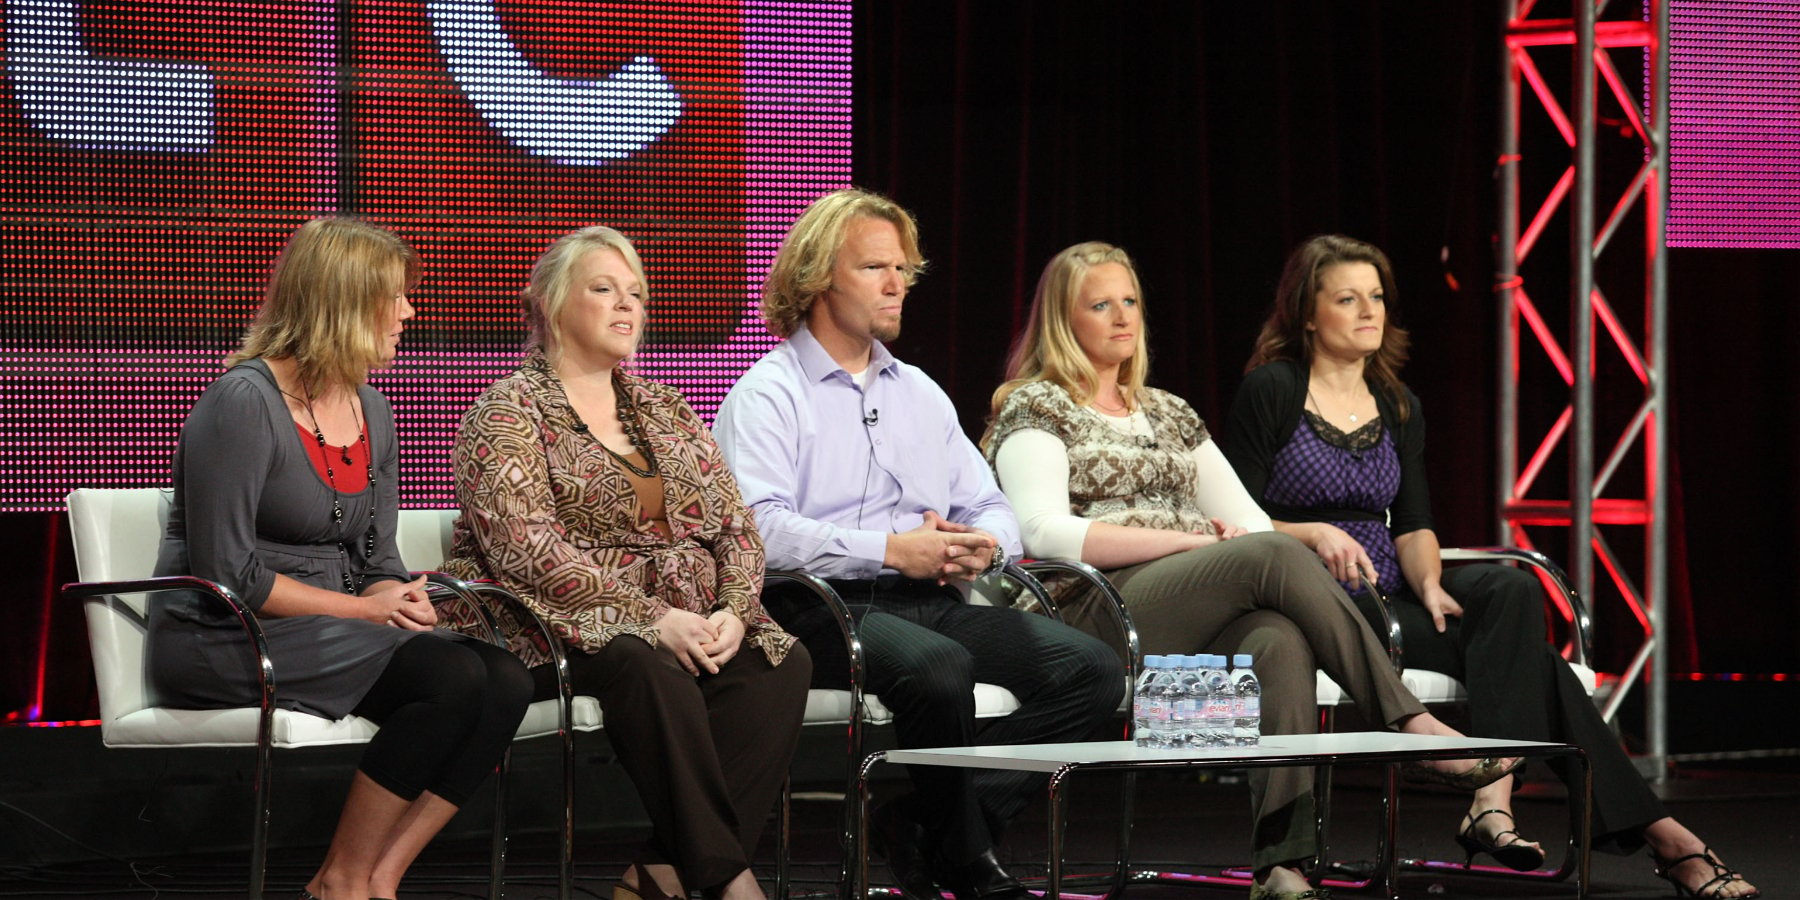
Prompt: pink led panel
<box><xmin>1668</xmin><ymin>0</ymin><xmax>1800</xmax><ymax>247</ymax></box>
<box><xmin>0</xmin><ymin>0</ymin><xmax>851</xmax><ymax>511</ymax></box>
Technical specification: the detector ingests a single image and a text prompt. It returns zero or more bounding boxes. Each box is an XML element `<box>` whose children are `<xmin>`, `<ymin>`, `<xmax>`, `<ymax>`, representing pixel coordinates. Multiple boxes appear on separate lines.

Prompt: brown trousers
<box><xmin>537</xmin><ymin>637</ymin><xmax>813</xmax><ymax>891</ymax></box>
<box><xmin>1099</xmin><ymin>532</ymin><xmax>1426</xmax><ymax>871</ymax></box>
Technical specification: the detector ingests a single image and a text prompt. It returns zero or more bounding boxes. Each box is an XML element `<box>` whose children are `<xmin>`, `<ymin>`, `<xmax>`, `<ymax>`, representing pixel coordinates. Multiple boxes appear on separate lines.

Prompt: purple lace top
<box><xmin>1263</xmin><ymin>411</ymin><xmax>1402</xmax><ymax>595</ymax></box>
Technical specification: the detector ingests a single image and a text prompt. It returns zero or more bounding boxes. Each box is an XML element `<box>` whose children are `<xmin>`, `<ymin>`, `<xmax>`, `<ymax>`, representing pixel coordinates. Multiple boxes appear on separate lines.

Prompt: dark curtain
<box><xmin>14</xmin><ymin>0</ymin><xmax>1800</xmax><ymax>723</ymax></box>
<box><xmin>850</xmin><ymin>0</ymin><xmax>1767</xmax><ymax>675</ymax></box>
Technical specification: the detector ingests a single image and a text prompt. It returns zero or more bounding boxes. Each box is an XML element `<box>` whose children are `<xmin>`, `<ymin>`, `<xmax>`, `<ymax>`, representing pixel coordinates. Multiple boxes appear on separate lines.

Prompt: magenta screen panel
<box><xmin>1669</xmin><ymin>0</ymin><xmax>1800</xmax><ymax>247</ymax></box>
<box><xmin>0</xmin><ymin>0</ymin><xmax>851</xmax><ymax>511</ymax></box>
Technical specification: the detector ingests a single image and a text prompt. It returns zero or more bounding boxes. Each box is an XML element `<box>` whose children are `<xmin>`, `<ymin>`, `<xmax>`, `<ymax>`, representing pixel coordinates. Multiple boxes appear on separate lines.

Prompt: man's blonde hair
<box><xmin>227</xmin><ymin>217</ymin><xmax>419</xmax><ymax>393</ymax></box>
<box><xmin>760</xmin><ymin>189</ymin><xmax>927</xmax><ymax>337</ymax></box>
<box><xmin>521</xmin><ymin>226</ymin><xmax>650</xmax><ymax>359</ymax></box>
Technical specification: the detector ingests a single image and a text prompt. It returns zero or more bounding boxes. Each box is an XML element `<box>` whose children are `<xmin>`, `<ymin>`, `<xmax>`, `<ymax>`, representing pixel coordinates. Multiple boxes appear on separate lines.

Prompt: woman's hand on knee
<box><xmin>702</xmin><ymin>610</ymin><xmax>746</xmax><ymax>671</ymax></box>
<box><xmin>656</xmin><ymin>608</ymin><xmax>721</xmax><ymax>675</ymax></box>
<box><xmin>1309</xmin><ymin>525</ymin><xmax>1373</xmax><ymax>585</ymax></box>
<box><xmin>361</xmin><ymin>576</ymin><xmax>436</xmax><ymax>630</ymax></box>
<box><xmin>1419</xmin><ymin>585</ymin><xmax>1464</xmax><ymax>633</ymax></box>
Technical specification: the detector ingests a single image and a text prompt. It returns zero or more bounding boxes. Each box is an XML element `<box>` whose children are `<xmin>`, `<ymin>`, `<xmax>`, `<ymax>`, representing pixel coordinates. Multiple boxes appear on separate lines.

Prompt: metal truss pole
<box><xmin>1647</xmin><ymin>0</ymin><xmax>1673</xmax><ymax>777</ymax></box>
<box><xmin>1496</xmin><ymin>0</ymin><xmax>1521</xmax><ymax>545</ymax></box>
<box><xmin>1572</xmin><ymin>0</ymin><xmax>1597</xmax><ymax>624</ymax></box>
<box><xmin>1497</xmin><ymin>0</ymin><xmax>1671</xmax><ymax>781</ymax></box>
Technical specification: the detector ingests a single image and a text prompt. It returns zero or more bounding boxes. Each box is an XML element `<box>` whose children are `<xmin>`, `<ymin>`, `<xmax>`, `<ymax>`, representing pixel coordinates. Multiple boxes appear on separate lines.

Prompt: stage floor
<box><xmin>1</xmin><ymin>756</ymin><xmax>1795</xmax><ymax>899</ymax></box>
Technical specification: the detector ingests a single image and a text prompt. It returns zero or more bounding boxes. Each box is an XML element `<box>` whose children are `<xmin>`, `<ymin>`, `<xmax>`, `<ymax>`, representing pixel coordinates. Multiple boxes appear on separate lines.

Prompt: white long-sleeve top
<box><xmin>992</xmin><ymin>405</ymin><xmax>1273</xmax><ymax>561</ymax></box>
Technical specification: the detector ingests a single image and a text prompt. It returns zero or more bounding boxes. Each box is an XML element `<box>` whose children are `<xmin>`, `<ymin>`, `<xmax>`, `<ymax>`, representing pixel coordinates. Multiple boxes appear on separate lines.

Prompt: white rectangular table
<box><xmin>856</xmin><ymin>733</ymin><xmax>1590</xmax><ymax>900</ymax></box>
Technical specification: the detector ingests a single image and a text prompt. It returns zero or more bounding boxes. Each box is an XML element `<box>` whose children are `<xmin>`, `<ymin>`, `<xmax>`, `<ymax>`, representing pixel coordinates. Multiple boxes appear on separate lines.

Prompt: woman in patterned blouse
<box><xmin>1226</xmin><ymin>234</ymin><xmax>1755</xmax><ymax>900</ymax></box>
<box><xmin>441</xmin><ymin>227</ymin><xmax>811</xmax><ymax>900</ymax></box>
<box><xmin>983</xmin><ymin>241</ymin><xmax>1514</xmax><ymax>900</ymax></box>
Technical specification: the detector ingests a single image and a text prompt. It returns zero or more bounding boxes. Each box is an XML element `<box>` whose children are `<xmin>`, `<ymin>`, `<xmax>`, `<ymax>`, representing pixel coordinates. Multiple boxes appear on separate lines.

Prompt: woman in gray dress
<box><xmin>151</xmin><ymin>217</ymin><xmax>532</xmax><ymax>900</ymax></box>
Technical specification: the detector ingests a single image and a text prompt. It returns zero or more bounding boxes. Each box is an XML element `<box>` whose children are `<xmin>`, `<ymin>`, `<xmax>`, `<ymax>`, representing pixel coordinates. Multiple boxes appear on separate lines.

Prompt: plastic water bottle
<box><xmin>1232</xmin><ymin>653</ymin><xmax>1261</xmax><ymax>747</ymax></box>
<box><xmin>1201</xmin><ymin>654</ymin><xmax>1234</xmax><ymax>748</ymax></box>
<box><xmin>1133</xmin><ymin>655</ymin><xmax>1166</xmax><ymax>748</ymax></box>
<box><xmin>1153</xmin><ymin>658</ymin><xmax>1187</xmax><ymax>748</ymax></box>
<box><xmin>1169</xmin><ymin>655</ymin><xmax>1203</xmax><ymax>749</ymax></box>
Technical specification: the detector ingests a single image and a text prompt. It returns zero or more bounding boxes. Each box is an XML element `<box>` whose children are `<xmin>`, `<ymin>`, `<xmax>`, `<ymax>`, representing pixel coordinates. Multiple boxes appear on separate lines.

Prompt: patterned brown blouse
<box><xmin>441</xmin><ymin>350</ymin><xmax>795</xmax><ymax>669</ymax></box>
<box><xmin>984</xmin><ymin>379</ymin><xmax>1216</xmax><ymax>535</ymax></box>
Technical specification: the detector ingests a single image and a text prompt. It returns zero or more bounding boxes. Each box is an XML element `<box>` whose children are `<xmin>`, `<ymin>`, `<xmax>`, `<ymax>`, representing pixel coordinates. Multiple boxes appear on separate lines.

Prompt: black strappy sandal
<box><xmin>1454</xmin><ymin>808</ymin><xmax>1545</xmax><ymax>871</ymax></box>
<box><xmin>1653</xmin><ymin>847</ymin><xmax>1759</xmax><ymax>898</ymax></box>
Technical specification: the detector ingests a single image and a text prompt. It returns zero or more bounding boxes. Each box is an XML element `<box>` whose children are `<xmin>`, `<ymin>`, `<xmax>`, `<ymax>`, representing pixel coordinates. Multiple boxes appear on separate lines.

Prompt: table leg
<box><xmin>857</xmin><ymin>752</ymin><xmax>886</xmax><ymax>900</ymax></box>
<box><xmin>1380</xmin><ymin>762</ymin><xmax>1399</xmax><ymax>900</ymax></box>
<box><xmin>1046</xmin><ymin>764</ymin><xmax>1075</xmax><ymax>900</ymax></box>
<box><xmin>1575</xmin><ymin>749</ymin><xmax>1592</xmax><ymax>899</ymax></box>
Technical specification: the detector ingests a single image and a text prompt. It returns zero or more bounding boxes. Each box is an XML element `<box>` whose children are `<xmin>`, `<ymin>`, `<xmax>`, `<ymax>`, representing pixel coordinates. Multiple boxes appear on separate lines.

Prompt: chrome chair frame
<box><xmin>60</xmin><ymin>570</ymin><xmax>514</xmax><ymax>900</ymax></box>
<box><xmin>1312</xmin><ymin>546</ymin><xmax>1596</xmax><ymax>889</ymax></box>
<box><xmin>763</xmin><ymin>564</ymin><xmax>1079</xmax><ymax>900</ymax></box>
<box><xmin>396</xmin><ymin>507</ymin><xmax>588</xmax><ymax>900</ymax></box>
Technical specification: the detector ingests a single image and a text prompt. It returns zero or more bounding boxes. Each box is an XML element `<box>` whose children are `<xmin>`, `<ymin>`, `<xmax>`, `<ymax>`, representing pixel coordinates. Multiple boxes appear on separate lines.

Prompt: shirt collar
<box><xmin>789</xmin><ymin>323</ymin><xmax>898</xmax><ymax>385</ymax></box>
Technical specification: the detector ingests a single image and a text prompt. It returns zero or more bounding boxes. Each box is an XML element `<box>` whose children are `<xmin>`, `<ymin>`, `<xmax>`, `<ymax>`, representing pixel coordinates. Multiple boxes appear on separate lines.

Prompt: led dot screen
<box><xmin>1669</xmin><ymin>0</ymin><xmax>1800</xmax><ymax>247</ymax></box>
<box><xmin>1</xmin><ymin>0</ymin><xmax>852</xmax><ymax>511</ymax></box>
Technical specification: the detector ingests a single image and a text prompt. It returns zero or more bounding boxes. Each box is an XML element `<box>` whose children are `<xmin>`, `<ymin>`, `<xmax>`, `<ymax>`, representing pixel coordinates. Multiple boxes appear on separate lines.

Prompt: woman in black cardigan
<box><xmin>1225</xmin><ymin>234</ymin><xmax>1756</xmax><ymax>900</ymax></box>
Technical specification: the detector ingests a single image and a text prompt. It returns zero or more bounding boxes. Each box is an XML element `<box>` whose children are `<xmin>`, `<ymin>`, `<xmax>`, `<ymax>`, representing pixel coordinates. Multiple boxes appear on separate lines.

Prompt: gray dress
<box><xmin>150</xmin><ymin>359</ymin><xmax>423</xmax><ymax>719</ymax></box>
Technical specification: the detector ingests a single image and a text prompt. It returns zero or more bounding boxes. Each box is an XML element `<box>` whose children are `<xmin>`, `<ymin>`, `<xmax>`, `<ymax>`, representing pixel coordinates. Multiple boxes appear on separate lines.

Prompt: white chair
<box><xmin>1310</xmin><ymin>546</ymin><xmax>1597</xmax><ymax>887</ymax></box>
<box><xmin>400</xmin><ymin>509</ymin><xmax>828</xmax><ymax>900</ymax></box>
<box><xmin>62</xmin><ymin>488</ymin><xmax>565</xmax><ymax>900</ymax></box>
<box><xmin>394</xmin><ymin>507</ymin><xmax>603</xmax><ymax>900</ymax></box>
<box><xmin>766</xmin><ymin>566</ymin><xmax>1085</xmax><ymax>900</ymax></box>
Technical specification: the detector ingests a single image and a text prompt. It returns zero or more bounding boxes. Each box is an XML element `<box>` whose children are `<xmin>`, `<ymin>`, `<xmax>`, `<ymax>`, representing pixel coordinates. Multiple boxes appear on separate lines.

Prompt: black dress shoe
<box><xmin>936</xmin><ymin>849</ymin><xmax>1027</xmax><ymax>900</ymax></box>
<box><xmin>869</xmin><ymin>800</ymin><xmax>941</xmax><ymax>900</ymax></box>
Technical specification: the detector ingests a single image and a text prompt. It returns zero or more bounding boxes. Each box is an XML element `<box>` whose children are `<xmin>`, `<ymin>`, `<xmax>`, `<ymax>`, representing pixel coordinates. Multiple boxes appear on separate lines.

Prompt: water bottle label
<box><xmin>1239</xmin><ymin>697</ymin><xmax>1259</xmax><ymax>717</ymax></box>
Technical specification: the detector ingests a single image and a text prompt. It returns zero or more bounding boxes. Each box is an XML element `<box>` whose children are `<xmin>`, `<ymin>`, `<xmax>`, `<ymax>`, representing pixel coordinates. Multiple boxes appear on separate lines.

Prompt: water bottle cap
<box><xmin>1233</xmin><ymin>653</ymin><xmax>1253</xmax><ymax>667</ymax></box>
<box><xmin>1144</xmin><ymin>655</ymin><xmax>1165</xmax><ymax>668</ymax></box>
<box><xmin>1208</xmin><ymin>654</ymin><xmax>1225</xmax><ymax>667</ymax></box>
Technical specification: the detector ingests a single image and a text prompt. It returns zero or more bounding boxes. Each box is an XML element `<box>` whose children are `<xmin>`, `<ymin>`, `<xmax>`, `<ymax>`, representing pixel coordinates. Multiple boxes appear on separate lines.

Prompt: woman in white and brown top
<box><xmin>982</xmin><ymin>241</ymin><xmax>1514</xmax><ymax>900</ymax></box>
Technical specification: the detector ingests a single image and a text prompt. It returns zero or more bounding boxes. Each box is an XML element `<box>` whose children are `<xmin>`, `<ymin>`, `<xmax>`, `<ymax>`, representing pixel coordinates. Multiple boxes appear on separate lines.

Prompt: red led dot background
<box><xmin>0</xmin><ymin>0</ymin><xmax>850</xmax><ymax>510</ymax></box>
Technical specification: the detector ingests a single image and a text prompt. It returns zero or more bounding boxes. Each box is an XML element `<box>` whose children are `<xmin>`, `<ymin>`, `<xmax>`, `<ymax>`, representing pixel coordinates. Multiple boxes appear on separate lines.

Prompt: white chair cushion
<box><xmin>1316</xmin><ymin>671</ymin><xmax>1346</xmax><ymax>706</ymax></box>
<box><xmin>570</xmin><ymin>695</ymin><xmax>604</xmax><ymax>732</ymax></box>
<box><xmin>803</xmin><ymin>683</ymin><xmax>1021</xmax><ymax>728</ymax></box>
<box><xmin>107</xmin><ymin>694</ymin><xmax>596</xmax><ymax>748</ymax></box>
<box><xmin>103</xmin><ymin>707</ymin><xmax>382</xmax><ymax>748</ymax></box>
<box><xmin>1316</xmin><ymin>660</ymin><xmax>1598</xmax><ymax>709</ymax></box>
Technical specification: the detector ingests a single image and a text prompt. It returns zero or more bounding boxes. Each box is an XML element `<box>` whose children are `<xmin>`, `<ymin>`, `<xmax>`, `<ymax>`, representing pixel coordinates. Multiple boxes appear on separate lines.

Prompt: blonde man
<box><xmin>714</xmin><ymin>189</ymin><xmax>1122</xmax><ymax>900</ymax></box>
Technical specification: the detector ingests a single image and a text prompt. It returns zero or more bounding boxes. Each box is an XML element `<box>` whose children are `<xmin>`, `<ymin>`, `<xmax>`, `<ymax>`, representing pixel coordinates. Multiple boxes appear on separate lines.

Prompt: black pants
<box><xmin>822</xmin><ymin>579</ymin><xmax>1123</xmax><ymax>865</ymax></box>
<box><xmin>1356</xmin><ymin>563</ymin><xmax>1667</xmax><ymax>853</ymax></box>
<box><xmin>539</xmin><ymin>637</ymin><xmax>812</xmax><ymax>892</ymax></box>
<box><xmin>352</xmin><ymin>634</ymin><xmax>533</xmax><ymax>806</ymax></box>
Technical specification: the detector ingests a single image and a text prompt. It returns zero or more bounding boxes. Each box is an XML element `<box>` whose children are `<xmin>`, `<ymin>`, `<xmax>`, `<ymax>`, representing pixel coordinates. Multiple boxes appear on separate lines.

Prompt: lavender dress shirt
<box><xmin>714</xmin><ymin>324</ymin><xmax>1022</xmax><ymax>580</ymax></box>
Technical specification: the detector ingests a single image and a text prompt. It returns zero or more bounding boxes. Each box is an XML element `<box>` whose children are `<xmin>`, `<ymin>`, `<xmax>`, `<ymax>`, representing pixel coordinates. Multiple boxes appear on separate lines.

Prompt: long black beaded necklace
<box><xmin>537</xmin><ymin>356</ymin><xmax>660</xmax><ymax>478</ymax></box>
<box><xmin>285</xmin><ymin>385</ymin><xmax>378</xmax><ymax>594</ymax></box>
<box><xmin>596</xmin><ymin>370</ymin><xmax>659</xmax><ymax>478</ymax></box>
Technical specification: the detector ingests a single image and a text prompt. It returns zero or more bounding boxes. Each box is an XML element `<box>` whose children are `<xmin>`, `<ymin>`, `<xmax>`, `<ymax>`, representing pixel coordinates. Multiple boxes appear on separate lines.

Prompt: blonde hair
<box><xmin>1247</xmin><ymin>233</ymin><xmax>1411</xmax><ymax>422</ymax></box>
<box><xmin>760</xmin><ymin>189</ymin><xmax>926</xmax><ymax>338</ymax></box>
<box><xmin>983</xmin><ymin>241</ymin><xmax>1149</xmax><ymax>447</ymax></box>
<box><xmin>521</xmin><ymin>226</ymin><xmax>650</xmax><ymax>359</ymax></box>
<box><xmin>227</xmin><ymin>217</ymin><xmax>419</xmax><ymax>394</ymax></box>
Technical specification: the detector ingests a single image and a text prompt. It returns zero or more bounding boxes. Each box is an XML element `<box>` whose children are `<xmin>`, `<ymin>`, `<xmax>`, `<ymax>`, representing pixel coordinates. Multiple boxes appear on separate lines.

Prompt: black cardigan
<box><xmin>1222</xmin><ymin>358</ymin><xmax>1434</xmax><ymax>538</ymax></box>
